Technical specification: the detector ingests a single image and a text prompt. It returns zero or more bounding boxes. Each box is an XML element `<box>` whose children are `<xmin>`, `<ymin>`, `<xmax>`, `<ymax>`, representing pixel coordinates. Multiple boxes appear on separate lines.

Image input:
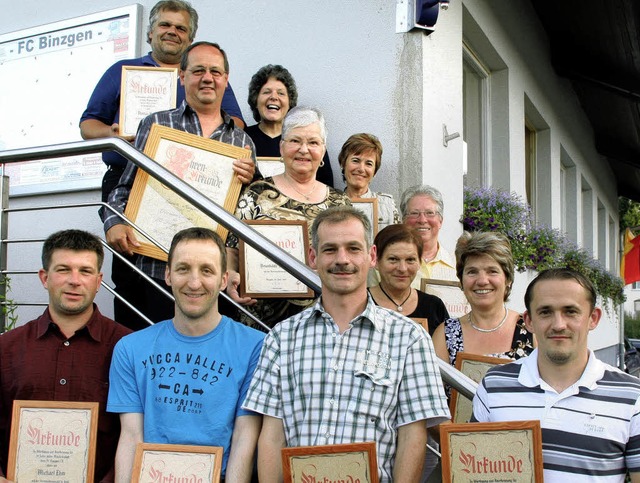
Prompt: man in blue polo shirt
<box><xmin>79</xmin><ymin>0</ymin><xmax>245</xmax><ymax>330</ymax></box>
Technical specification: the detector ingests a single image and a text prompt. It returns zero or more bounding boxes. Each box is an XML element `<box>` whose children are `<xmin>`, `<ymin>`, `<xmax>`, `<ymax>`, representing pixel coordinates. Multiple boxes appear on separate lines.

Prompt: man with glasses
<box><xmin>104</xmin><ymin>42</ymin><xmax>257</xmax><ymax>323</ymax></box>
<box><xmin>80</xmin><ymin>0</ymin><xmax>245</xmax><ymax>330</ymax></box>
<box><xmin>400</xmin><ymin>185</ymin><xmax>457</xmax><ymax>288</ymax></box>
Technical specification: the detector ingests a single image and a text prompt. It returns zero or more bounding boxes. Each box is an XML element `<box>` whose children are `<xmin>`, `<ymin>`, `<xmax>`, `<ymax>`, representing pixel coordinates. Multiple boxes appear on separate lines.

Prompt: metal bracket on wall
<box><xmin>443</xmin><ymin>124</ymin><xmax>460</xmax><ymax>147</ymax></box>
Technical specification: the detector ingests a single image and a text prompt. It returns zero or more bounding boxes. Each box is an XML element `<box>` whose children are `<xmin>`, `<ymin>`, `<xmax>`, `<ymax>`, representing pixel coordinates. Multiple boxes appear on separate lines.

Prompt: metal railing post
<box><xmin>0</xmin><ymin>175</ymin><xmax>9</xmax><ymax>331</ymax></box>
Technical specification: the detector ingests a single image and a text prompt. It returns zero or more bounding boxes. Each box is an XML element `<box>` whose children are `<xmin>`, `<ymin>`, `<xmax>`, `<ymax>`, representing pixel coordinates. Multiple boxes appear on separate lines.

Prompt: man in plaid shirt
<box><xmin>243</xmin><ymin>205</ymin><xmax>450</xmax><ymax>482</ymax></box>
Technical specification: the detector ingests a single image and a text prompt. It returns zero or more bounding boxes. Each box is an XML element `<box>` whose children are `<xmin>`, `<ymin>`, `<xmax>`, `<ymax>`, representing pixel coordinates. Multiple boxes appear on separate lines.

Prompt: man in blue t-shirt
<box><xmin>79</xmin><ymin>0</ymin><xmax>245</xmax><ymax>330</ymax></box>
<box><xmin>108</xmin><ymin>227</ymin><xmax>264</xmax><ymax>483</ymax></box>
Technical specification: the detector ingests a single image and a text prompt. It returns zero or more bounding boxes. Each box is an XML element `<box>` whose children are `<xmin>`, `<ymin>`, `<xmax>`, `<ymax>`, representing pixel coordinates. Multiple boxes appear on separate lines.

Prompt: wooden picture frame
<box><xmin>7</xmin><ymin>400</ymin><xmax>99</xmax><ymax>483</ymax></box>
<box><xmin>257</xmin><ymin>156</ymin><xmax>285</xmax><ymax>178</ymax></box>
<box><xmin>119</xmin><ymin>66</ymin><xmax>178</xmax><ymax>137</ymax></box>
<box><xmin>449</xmin><ymin>352</ymin><xmax>514</xmax><ymax>423</ymax></box>
<box><xmin>131</xmin><ymin>443</ymin><xmax>223</xmax><ymax>483</ymax></box>
<box><xmin>282</xmin><ymin>442</ymin><xmax>379</xmax><ymax>483</ymax></box>
<box><xmin>351</xmin><ymin>198</ymin><xmax>379</xmax><ymax>236</ymax></box>
<box><xmin>440</xmin><ymin>421</ymin><xmax>544</xmax><ymax>482</ymax></box>
<box><xmin>421</xmin><ymin>278</ymin><xmax>470</xmax><ymax>318</ymax></box>
<box><xmin>238</xmin><ymin>220</ymin><xmax>313</xmax><ymax>298</ymax></box>
<box><xmin>125</xmin><ymin>124</ymin><xmax>246</xmax><ymax>261</ymax></box>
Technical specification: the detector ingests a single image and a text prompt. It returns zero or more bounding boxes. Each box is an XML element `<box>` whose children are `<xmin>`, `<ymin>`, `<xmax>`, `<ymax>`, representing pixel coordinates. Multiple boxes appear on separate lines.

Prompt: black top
<box><xmin>244</xmin><ymin>124</ymin><xmax>335</xmax><ymax>187</ymax></box>
<box><xmin>369</xmin><ymin>288</ymin><xmax>450</xmax><ymax>335</ymax></box>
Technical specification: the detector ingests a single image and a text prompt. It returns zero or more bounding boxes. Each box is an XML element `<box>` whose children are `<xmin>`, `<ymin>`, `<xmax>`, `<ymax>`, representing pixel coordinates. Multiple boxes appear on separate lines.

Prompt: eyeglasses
<box><xmin>187</xmin><ymin>67</ymin><xmax>226</xmax><ymax>78</ymax></box>
<box><xmin>282</xmin><ymin>138</ymin><xmax>324</xmax><ymax>151</ymax></box>
<box><xmin>406</xmin><ymin>210</ymin><xmax>440</xmax><ymax>220</ymax></box>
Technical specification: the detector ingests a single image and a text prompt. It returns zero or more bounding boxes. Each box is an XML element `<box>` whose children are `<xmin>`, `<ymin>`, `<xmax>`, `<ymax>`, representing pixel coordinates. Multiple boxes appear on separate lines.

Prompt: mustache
<box><xmin>328</xmin><ymin>265</ymin><xmax>358</xmax><ymax>274</ymax></box>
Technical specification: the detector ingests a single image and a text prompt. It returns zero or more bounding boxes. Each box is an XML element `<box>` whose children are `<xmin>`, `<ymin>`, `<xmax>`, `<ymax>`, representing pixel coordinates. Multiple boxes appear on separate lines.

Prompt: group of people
<box><xmin>3</xmin><ymin>0</ymin><xmax>639</xmax><ymax>482</ymax></box>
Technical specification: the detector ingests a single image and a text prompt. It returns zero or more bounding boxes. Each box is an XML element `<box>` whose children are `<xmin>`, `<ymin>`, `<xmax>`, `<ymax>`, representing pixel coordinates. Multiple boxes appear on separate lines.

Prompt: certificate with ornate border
<box><xmin>440</xmin><ymin>421</ymin><xmax>544</xmax><ymax>482</ymax></box>
<box><xmin>257</xmin><ymin>156</ymin><xmax>285</xmax><ymax>178</ymax></box>
<box><xmin>131</xmin><ymin>443</ymin><xmax>223</xmax><ymax>483</ymax></box>
<box><xmin>239</xmin><ymin>220</ymin><xmax>313</xmax><ymax>298</ymax></box>
<box><xmin>125</xmin><ymin>124</ymin><xmax>246</xmax><ymax>261</ymax></box>
<box><xmin>450</xmin><ymin>352</ymin><xmax>514</xmax><ymax>423</ymax></box>
<box><xmin>7</xmin><ymin>400</ymin><xmax>98</xmax><ymax>483</ymax></box>
<box><xmin>119</xmin><ymin>66</ymin><xmax>178</xmax><ymax>137</ymax></box>
<box><xmin>421</xmin><ymin>278</ymin><xmax>470</xmax><ymax>318</ymax></box>
<box><xmin>351</xmin><ymin>198</ymin><xmax>379</xmax><ymax>236</ymax></box>
<box><xmin>282</xmin><ymin>442</ymin><xmax>379</xmax><ymax>483</ymax></box>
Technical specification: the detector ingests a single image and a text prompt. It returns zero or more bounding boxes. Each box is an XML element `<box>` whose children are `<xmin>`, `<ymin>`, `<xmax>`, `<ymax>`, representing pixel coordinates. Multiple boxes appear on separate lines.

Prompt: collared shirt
<box><xmin>104</xmin><ymin>100</ymin><xmax>257</xmax><ymax>280</ymax></box>
<box><xmin>0</xmin><ymin>305</ymin><xmax>131</xmax><ymax>482</ymax></box>
<box><xmin>411</xmin><ymin>243</ymin><xmax>458</xmax><ymax>289</ymax></box>
<box><xmin>472</xmin><ymin>349</ymin><xmax>640</xmax><ymax>481</ymax></box>
<box><xmin>80</xmin><ymin>53</ymin><xmax>245</xmax><ymax>168</ymax></box>
<box><xmin>243</xmin><ymin>296</ymin><xmax>450</xmax><ymax>482</ymax></box>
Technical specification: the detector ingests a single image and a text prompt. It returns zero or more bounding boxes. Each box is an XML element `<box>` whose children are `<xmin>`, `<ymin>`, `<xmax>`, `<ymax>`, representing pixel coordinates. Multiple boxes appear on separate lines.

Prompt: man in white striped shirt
<box><xmin>472</xmin><ymin>268</ymin><xmax>640</xmax><ymax>482</ymax></box>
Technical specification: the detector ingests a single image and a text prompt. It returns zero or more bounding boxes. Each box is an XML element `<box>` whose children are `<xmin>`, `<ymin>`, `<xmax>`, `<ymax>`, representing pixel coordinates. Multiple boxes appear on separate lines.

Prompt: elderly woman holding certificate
<box><xmin>226</xmin><ymin>106</ymin><xmax>350</xmax><ymax>329</ymax></box>
<box><xmin>432</xmin><ymin>231</ymin><xmax>535</xmax><ymax>367</ymax></box>
<box><xmin>338</xmin><ymin>133</ymin><xmax>400</xmax><ymax>232</ymax></box>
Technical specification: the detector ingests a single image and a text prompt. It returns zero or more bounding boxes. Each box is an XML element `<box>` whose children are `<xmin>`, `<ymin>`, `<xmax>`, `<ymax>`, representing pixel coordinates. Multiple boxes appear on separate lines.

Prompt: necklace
<box><xmin>469</xmin><ymin>305</ymin><xmax>508</xmax><ymax>333</ymax></box>
<box><xmin>378</xmin><ymin>284</ymin><xmax>412</xmax><ymax>312</ymax></box>
<box><xmin>284</xmin><ymin>173</ymin><xmax>317</xmax><ymax>200</ymax></box>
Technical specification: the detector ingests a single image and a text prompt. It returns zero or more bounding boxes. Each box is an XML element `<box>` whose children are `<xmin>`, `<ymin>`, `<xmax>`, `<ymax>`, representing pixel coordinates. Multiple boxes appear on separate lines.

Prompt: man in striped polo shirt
<box><xmin>472</xmin><ymin>267</ymin><xmax>640</xmax><ymax>482</ymax></box>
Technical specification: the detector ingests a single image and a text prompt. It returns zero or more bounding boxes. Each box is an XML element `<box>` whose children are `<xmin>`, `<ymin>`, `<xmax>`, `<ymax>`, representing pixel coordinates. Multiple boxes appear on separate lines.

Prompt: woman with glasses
<box><xmin>226</xmin><ymin>106</ymin><xmax>350</xmax><ymax>329</ymax></box>
<box><xmin>400</xmin><ymin>185</ymin><xmax>458</xmax><ymax>287</ymax></box>
<box><xmin>432</xmin><ymin>231</ymin><xmax>535</xmax><ymax>368</ymax></box>
<box><xmin>244</xmin><ymin>64</ymin><xmax>334</xmax><ymax>186</ymax></box>
<box><xmin>338</xmin><ymin>133</ymin><xmax>400</xmax><ymax>231</ymax></box>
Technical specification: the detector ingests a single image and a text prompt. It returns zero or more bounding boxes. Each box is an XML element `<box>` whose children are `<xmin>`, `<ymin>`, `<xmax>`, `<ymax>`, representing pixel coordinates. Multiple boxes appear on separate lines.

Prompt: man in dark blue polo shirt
<box><xmin>79</xmin><ymin>0</ymin><xmax>245</xmax><ymax>330</ymax></box>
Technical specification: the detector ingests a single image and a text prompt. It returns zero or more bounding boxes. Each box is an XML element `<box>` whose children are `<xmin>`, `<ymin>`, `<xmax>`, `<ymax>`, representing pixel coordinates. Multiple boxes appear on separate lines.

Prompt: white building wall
<box><xmin>2</xmin><ymin>0</ymin><xmax>624</xmax><ymax>360</ymax></box>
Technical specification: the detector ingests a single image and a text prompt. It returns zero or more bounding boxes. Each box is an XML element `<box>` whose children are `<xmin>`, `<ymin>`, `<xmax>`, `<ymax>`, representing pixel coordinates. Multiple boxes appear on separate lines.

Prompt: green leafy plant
<box><xmin>462</xmin><ymin>185</ymin><xmax>625</xmax><ymax>306</ymax></box>
<box><xmin>0</xmin><ymin>275</ymin><xmax>18</xmax><ymax>333</ymax></box>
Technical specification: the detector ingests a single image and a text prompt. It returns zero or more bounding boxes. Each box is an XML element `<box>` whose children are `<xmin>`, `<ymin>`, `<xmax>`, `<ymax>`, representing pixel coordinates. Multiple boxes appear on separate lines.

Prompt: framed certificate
<box><xmin>421</xmin><ymin>278</ymin><xmax>470</xmax><ymax>318</ymax></box>
<box><xmin>7</xmin><ymin>400</ymin><xmax>98</xmax><ymax>483</ymax></box>
<box><xmin>132</xmin><ymin>443</ymin><xmax>223</xmax><ymax>483</ymax></box>
<box><xmin>239</xmin><ymin>220</ymin><xmax>313</xmax><ymax>298</ymax></box>
<box><xmin>119</xmin><ymin>66</ymin><xmax>178</xmax><ymax>137</ymax></box>
<box><xmin>440</xmin><ymin>421</ymin><xmax>544</xmax><ymax>482</ymax></box>
<box><xmin>282</xmin><ymin>442</ymin><xmax>379</xmax><ymax>483</ymax></box>
<box><xmin>257</xmin><ymin>156</ymin><xmax>285</xmax><ymax>178</ymax></box>
<box><xmin>351</xmin><ymin>198</ymin><xmax>379</xmax><ymax>236</ymax></box>
<box><xmin>125</xmin><ymin>124</ymin><xmax>246</xmax><ymax>261</ymax></box>
<box><xmin>450</xmin><ymin>352</ymin><xmax>514</xmax><ymax>423</ymax></box>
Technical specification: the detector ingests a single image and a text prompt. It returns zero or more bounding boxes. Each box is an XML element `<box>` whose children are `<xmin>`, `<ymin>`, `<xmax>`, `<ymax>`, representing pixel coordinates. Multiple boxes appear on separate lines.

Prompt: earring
<box><xmin>319</xmin><ymin>160</ymin><xmax>325</xmax><ymax>168</ymax></box>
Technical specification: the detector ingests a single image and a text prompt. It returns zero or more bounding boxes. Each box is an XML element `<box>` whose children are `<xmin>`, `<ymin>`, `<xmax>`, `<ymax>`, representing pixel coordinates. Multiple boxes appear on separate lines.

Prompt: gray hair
<box><xmin>147</xmin><ymin>0</ymin><xmax>199</xmax><ymax>43</ymax></box>
<box><xmin>311</xmin><ymin>205</ymin><xmax>372</xmax><ymax>250</ymax></box>
<box><xmin>281</xmin><ymin>106</ymin><xmax>327</xmax><ymax>145</ymax></box>
<box><xmin>400</xmin><ymin>185</ymin><xmax>444</xmax><ymax>219</ymax></box>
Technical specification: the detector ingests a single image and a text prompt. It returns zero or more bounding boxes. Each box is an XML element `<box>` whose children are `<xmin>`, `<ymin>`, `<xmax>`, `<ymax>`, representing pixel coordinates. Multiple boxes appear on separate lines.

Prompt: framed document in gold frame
<box><xmin>351</xmin><ymin>198</ymin><xmax>379</xmax><ymax>236</ymax></box>
<box><xmin>119</xmin><ymin>66</ymin><xmax>178</xmax><ymax>137</ymax></box>
<box><xmin>449</xmin><ymin>352</ymin><xmax>514</xmax><ymax>423</ymax></box>
<box><xmin>125</xmin><ymin>124</ymin><xmax>246</xmax><ymax>261</ymax></box>
<box><xmin>421</xmin><ymin>278</ymin><xmax>470</xmax><ymax>318</ymax></box>
<box><xmin>239</xmin><ymin>220</ymin><xmax>313</xmax><ymax>298</ymax></box>
<box><xmin>440</xmin><ymin>421</ymin><xmax>544</xmax><ymax>483</ymax></box>
<box><xmin>282</xmin><ymin>442</ymin><xmax>379</xmax><ymax>483</ymax></box>
<box><xmin>7</xmin><ymin>400</ymin><xmax>98</xmax><ymax>483</ymax></box>
<box><xmin>131</xmin><ymin>443</ymin><xmax>223</xmax><ymax>483</ymax></box>
<box><xmin>256</xmin><ymin>156</ymin><xmax>285</xmax><ymax>178</ymax></box>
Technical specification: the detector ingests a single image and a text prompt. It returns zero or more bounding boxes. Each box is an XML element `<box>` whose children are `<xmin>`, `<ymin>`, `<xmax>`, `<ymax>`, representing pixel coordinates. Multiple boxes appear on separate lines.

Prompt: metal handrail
<box><xmin>0</xmin><ymin>138</ymin><xmax>477</xmax><ymax>401</ymax></box>
<box><xmin>0</xmin><ymin>138</ymin><xmax>321</xmax><ymax>293</ymax></box>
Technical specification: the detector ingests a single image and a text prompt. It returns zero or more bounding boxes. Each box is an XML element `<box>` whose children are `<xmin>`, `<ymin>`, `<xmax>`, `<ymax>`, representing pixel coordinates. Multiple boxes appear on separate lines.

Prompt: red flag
<box><xmin>622</xmin><ymin>228</ymin><xmax>640</xmax><ymax>285</ymax></box>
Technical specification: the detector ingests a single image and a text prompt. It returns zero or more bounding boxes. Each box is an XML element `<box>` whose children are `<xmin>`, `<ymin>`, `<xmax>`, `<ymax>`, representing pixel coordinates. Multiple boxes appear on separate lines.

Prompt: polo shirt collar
<box><xmin>518</xmin><ymin>348</ymin><xmax>603</xmax><ymax>391</ymax></box>
<box><xmin>36</xmin><ymin>304</ymin><xmax>103</xmax><ymax>342</ymax></box>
